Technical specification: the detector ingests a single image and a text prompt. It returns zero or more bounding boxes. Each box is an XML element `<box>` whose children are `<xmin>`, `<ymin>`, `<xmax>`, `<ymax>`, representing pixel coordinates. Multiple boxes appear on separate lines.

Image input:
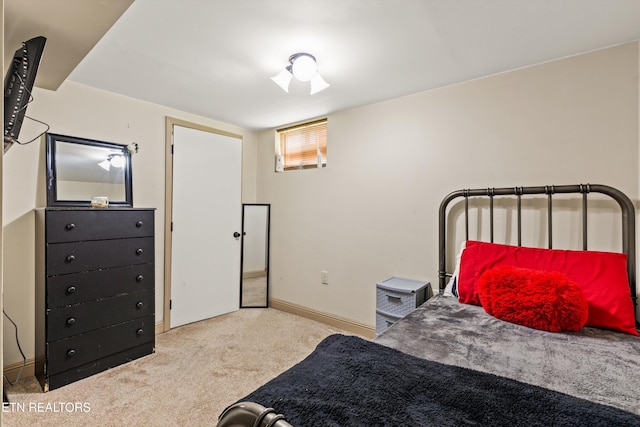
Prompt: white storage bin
<box><xmin>376</xmin><ymin>310</ymin><xmax>401</xmax><ymax>334</ymax></box>
<box><xmin>375</xmin><ymin>277</ymin><xmax>430</xmax><ymax>335</ymax></box>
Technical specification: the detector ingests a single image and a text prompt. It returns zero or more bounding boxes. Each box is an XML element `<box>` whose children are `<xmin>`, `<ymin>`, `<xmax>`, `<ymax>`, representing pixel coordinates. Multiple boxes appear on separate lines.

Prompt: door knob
<box><xmin>233</xmin><ymin>232</ymin><xmax>241</xmax><ymax>238</ymax></box>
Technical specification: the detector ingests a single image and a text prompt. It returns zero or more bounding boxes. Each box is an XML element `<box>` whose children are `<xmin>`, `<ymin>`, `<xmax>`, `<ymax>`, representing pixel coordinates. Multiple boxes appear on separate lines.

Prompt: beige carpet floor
<box><xmin>3</xmin><ymin>308</ymin><xmax>350</xmax><ymax>427</ymax></box>
<box><xmin>241</xmin><ymin>276</ymin><xmax>267</xmax><ymax>307</ymax></box>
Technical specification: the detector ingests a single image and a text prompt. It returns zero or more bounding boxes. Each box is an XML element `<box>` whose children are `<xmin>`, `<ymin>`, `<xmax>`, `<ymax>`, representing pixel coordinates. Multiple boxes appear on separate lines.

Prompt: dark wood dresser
<box><xmin>35</xmin><ymin>208</ymin><xmax>155</xmax><ymax>391</ymax></box>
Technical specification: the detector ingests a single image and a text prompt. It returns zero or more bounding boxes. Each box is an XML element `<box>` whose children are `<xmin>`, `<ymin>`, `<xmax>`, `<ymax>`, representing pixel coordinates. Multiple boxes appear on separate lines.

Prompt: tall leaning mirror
<box><xmin>240</xmin><ymin>204</ymin><xmax>270</xmax><ymax>308</ymax></box>
<box><xmin>46</xmin><ymin>133</ymin><xmax>133</xmax><ymax>207</ymax></box>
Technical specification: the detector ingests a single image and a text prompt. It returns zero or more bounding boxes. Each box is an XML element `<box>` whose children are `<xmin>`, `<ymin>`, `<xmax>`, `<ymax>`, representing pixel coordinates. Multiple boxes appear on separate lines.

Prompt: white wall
<box><xmin>257</xmin><ymin>42</ymin><xmax>640</xmax><ymax>327</ymax></box>
<box><xmin>2</xmin><ymin>80</ymin><xmax>257</xmax><ymax>366</ymax></box>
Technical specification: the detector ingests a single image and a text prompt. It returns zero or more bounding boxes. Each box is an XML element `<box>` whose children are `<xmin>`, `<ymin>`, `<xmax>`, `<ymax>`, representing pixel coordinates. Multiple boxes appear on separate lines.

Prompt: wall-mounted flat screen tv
<box><xmin>3</xmin><ymin>36</ymin><xmax>47</xmax><ymax>153</ymax></box>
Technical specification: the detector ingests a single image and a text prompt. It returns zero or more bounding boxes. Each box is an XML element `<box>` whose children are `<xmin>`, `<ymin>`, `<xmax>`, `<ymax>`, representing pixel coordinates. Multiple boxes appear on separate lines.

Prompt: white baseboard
<box><xmin>243</xmin><ymin>270</ymin><xmax>267</xmax><ymax>279</ymax></box>
<box><xmin>270</xmin><ymin>298</ymin><xmax>376</xmax><ymax>339</ymax></box>
<box><xmin>155</xmin><ymin>321</ymin><xmax>165</xmax><ymax>334</ymax></box>
<box><xmin>3</xmin><ymin>359</ymin><xmax>35</xmax><ymax>384</ymax></box>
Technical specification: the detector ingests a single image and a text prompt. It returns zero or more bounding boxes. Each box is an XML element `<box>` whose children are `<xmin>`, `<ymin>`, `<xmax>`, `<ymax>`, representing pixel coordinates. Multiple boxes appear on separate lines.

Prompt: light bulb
<box><xmin>110</xmin><ymin>155</ymin><xmax>125</xmax><ymax>168</ymax></box>
<box><xmin>291</xmin><ymin>55</ymin><xmax>317</xmax><ymax>82</ymax></box>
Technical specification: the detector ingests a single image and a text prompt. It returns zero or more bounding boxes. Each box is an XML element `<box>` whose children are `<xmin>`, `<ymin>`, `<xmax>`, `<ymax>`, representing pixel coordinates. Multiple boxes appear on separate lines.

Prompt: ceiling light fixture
<box><xmin>98</xmin><ymin>154</ymin><xmax>125</xmax><ymax>171</ymax></box>
<box><xmin>271</xmin><ymin>53</ymin><xmax>330</xmax><ymax>95</ymax></box>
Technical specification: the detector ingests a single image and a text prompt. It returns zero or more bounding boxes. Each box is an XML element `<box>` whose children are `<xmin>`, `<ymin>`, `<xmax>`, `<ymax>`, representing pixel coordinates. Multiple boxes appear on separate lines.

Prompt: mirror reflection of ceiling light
<box><xmin>110</xmin><ymin>155</ymin><xmax>125</xmax><ymax>168</ymax></box>
<box><xmin>271</xmin><ymin>53</ymin><xmax>330</xmax><ymax>95</ymax></box>
<box><xmin>98</xmin><ymin>154</ymin><xmax>125</xmax><ymax>171</ymax></box>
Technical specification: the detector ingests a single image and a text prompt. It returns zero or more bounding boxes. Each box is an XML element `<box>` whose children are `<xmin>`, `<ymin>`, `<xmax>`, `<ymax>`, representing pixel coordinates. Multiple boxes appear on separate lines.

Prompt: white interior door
<box><xmin>170</xmin><ymin>125</ymin><xmax>242</xmax><ymax>328</ymax></box>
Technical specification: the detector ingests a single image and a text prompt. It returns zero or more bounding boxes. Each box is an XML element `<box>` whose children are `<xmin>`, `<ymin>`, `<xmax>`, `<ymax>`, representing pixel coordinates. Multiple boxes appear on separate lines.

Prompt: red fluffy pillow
<box><xmin>477</xmin><ymin>265</ymin><xmax>589</xmax><ymax>333</ymax></box>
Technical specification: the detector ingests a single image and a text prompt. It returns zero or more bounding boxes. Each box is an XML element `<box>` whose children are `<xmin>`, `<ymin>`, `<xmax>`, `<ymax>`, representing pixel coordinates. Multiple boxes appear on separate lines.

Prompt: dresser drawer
<box><xmin>46</xmin><ymin>263</ymin><xmax>154</xmax><ymax>308</ymax></box>
<box><xmin>46</xmin><ymin>342</ymin><xmax>155</xmax><ymax>392</ymax></box>
<box><xmin>46</xmin><ymin>290</ymin><xmax>154</xmax><ymax>341</ymax></box>
<box><xmin>46</xmin><ymin>209</ymin><xmax>154</xmax><ymax>243</ymax></box>
<box><xmin>47</xmin><ymin>237</ymin><xmax>154</xmax><ymax>275</ymax></box>
<box><xmin>46</xmin><ymin>315</ymin><xmax>155</xmax><ymax>375</ymax></box>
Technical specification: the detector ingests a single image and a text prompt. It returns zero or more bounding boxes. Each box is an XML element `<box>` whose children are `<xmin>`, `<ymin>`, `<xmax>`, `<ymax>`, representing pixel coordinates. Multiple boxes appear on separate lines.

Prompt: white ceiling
<box><xmin>4</xmin><ymin>0</ymin><xmax>134</xmax><ymax>91</ymax></box>
<box><xmin>59</xmin><ymin>0</ymin><xmax>640</xmax><ymax>130</ymax></box>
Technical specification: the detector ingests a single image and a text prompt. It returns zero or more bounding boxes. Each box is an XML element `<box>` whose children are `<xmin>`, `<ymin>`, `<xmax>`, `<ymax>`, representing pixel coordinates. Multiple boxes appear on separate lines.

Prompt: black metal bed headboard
<box><xmin>438</xmin><ymin>184</ymin><xmax>637</xmax><ymax>312</ymax></box>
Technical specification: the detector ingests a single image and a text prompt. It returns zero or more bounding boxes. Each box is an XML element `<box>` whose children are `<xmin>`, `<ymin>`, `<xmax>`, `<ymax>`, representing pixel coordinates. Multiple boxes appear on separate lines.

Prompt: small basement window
<box><xmin>276</xmin><ymin>119</ymin><xmax>327</xmax><ymax>171</ymax></box>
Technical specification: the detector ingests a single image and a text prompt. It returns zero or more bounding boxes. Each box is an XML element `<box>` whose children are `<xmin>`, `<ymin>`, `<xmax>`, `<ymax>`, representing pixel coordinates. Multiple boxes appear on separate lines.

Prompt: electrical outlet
<box><xmin>321</xmin><ymin>271</ymin><xmax>329</xmax><ymax>285</ymax></box>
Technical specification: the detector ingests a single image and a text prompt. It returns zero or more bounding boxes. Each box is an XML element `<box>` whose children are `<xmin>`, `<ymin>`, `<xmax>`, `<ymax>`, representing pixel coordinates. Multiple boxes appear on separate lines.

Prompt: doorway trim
<box><xmin>163</xmin><ymin>116</ymin><xmax>243</xmax><ymax>332</ymax></box>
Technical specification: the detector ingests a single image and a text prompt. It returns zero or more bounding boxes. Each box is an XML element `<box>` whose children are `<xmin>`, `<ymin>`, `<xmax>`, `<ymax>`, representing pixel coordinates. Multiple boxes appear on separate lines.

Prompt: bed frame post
<box><xmin>545</xmin><ymin>185</ymin><xmax>554</xmax><ymax>249</ymax></box>
<box><xmin>489</xmin><ymin>188</ymin><xmax>495</xmax><ymax>243</ymax></box>
<box><xmin>516</xmin><ymin>187</ymin><xmax>523</xmax><ymax>246</ymax></box>
<box><xmin>464</xmin><ymin>189</ymin><xmax>470</xmax><ymax>241</ymax></box>
<box><xmin>217</xmin><ymin>402</ymin><xmax>293</xmax><ymax>427</ymax></box>
<box><xmin>581</xmin><ymin>184</ymin><xmax>589</xmax><ymax>250</ymax></box>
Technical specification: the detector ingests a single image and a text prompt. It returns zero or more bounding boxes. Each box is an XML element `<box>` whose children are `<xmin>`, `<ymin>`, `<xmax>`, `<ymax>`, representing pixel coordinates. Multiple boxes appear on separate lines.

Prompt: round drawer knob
<box><xmin>136</xmin><ymin>220</ymin><xmax>144</xmax><ymax>228</ymax></box>
<box><xmin>65</xmin><ymin>254</ymin><xmax>75</xmax><ymax>263</ymax></box>
<box><xmin>66</xmin><ymin>317</ymin><xmax>76</xmax><ymax>325</ymax></box>
<box><xmin>66</xmin><ymin>286</ymin><xmax>76</xmax><ymax>294</ymax></box>
<box><xmin>65</xmin><ymin>223</ymin><xmax>75</xmax><ymax>231</ymax></box>
<box><xmin>136</xmin><ymin>328</ymin><xmax>144</xmax><ymax>336</ymax></box>
<box><xmin>136</xmin><ymin>275</ymin><xmax>144</xmax><ymax>282</ymax></box>
<box><xmin>136</xmin><ymin>248</ymin><xmax>143</xmax><ymax>255</ymax></box>
<box><xmin>136</xmin><ymin>301</ymin><xmax>144</xmax><ymax>309</ymax></box>
<box><xmin>67</xmin><ymin>349</ymin><xmax>76</xmax><ymax>357</ymax></box>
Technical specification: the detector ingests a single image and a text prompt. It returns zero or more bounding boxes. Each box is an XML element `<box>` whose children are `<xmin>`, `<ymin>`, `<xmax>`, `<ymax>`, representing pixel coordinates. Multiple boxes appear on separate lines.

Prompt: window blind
<box><xmin>278</xmin><ymin>119</ymin><xmax>327</xmax><ymax>170</ymax></box>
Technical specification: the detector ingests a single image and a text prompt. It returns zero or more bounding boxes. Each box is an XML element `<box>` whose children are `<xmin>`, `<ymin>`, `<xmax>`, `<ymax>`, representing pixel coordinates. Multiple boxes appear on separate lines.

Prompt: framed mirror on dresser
<box><xmin>45</xmin><ymin>133</ymin><xmax>133</xmax><ymax>207</ymax></box>
<box><xmin>36</xmin><ymin>133</ymin><xmax>155</xmax><ymax>391</ymax></box>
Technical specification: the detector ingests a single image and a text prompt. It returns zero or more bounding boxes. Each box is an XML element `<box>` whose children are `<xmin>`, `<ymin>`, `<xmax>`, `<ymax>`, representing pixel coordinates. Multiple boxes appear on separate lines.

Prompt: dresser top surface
<box><xmin>37</xmin><ymin>207</ymin><xmax>156</xmax><ymax>211</ymax></box>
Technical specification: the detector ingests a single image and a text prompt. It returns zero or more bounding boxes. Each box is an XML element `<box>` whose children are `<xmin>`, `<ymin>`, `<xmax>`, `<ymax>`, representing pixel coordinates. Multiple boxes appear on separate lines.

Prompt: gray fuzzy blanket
<box><xmin>376</xmin><ymin>295</ymin><xmax>640</xmax><ymax>415</ymax></box>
